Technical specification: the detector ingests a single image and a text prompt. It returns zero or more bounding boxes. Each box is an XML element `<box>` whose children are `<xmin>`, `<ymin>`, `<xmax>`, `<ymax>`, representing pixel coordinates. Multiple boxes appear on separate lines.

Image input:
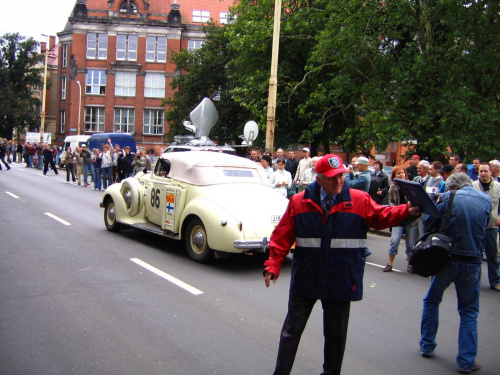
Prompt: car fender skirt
<box><xmin>120</xmin><ymin>178</ymin><xmax>142</xmax><ymax>217</ymax></box>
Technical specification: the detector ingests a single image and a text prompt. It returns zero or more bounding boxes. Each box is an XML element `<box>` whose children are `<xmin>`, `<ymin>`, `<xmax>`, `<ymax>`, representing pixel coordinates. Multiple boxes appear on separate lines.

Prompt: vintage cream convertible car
<box><xmin>100</xmin><ymin>151</ymin><xmax>289</xmax><ymax>262</ymax></box>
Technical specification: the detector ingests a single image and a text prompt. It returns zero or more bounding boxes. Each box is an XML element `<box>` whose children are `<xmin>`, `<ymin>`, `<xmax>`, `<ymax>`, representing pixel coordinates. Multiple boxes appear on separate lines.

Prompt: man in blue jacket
<box><xmin>264</xmin><ymin>154</ymin><xmax>420</xmax><ymax>375</ymax></box>
<box><xmin>420</xmin><ymin>173</ymin><xmax>491</xmax><ymax>374</ymax></box>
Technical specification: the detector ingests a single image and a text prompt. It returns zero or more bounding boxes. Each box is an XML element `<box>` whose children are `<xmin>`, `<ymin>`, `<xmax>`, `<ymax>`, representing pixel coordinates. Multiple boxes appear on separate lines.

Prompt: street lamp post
<box><xmin>76</xmin><ymin>80</ymin><xmax>82</xmax><ymax>135</ymax></box>
<box><xmin>40</xmin><ymin>34</ymin><xmax>50</xmax><ymax>144</ymax></box>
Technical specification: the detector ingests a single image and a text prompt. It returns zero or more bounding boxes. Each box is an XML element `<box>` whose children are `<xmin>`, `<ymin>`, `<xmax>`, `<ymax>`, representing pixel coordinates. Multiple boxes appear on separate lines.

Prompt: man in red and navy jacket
<box><xmin>264</xmin><ymin>154</ymin><xmax>420</xmax><ymax>375</ymax></box>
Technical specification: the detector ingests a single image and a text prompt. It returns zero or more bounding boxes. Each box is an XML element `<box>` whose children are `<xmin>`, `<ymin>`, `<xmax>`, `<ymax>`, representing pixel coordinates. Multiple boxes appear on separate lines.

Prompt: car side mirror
<box><xmin>143</xmin><ymin>168</ymin><xmax>148</xmax><ymax>174</ymax></box>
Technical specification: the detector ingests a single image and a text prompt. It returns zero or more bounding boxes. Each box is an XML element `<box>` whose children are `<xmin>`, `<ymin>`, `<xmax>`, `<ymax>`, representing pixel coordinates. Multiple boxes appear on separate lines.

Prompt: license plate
<box><xmin>271</xmin><ymin>215</ymin><xmax>282</xmax><ymax>223</ymax></box>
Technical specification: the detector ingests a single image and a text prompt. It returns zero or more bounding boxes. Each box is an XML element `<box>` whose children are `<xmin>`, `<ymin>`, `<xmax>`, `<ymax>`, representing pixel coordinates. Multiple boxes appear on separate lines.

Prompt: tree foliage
<box><xmin>0</xmin><ymin>33</ymin><xmax>43</xmax><ymax>139</ymax></box>
<box><xmin>166</xmin><ymin>0</ymin><xmax>500</xmax><ymax>161</ymax></box>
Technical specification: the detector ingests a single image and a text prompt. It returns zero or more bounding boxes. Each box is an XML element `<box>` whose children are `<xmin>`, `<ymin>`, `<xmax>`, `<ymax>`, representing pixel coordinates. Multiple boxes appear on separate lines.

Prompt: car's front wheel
<box><xmin>104</xmin><ymin>198</ymin><xmax>121</xmax><ymax>232</ymax></box>
<box><xmin>185</xmin><ymin>218</ymin><xmax>213</xmax><ymax>263</ymax></box>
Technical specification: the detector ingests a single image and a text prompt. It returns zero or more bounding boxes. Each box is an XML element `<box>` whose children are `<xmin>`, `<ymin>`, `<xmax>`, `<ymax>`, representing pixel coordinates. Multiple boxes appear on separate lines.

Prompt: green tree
<box><xmin>0</xmin><ymin>33</ymin><xmax>44</xmax><ymax>139</ymax></box>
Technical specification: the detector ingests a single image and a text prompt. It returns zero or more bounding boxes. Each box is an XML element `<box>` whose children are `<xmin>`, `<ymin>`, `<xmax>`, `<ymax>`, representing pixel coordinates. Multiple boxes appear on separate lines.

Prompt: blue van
<box><xmin>87</xmin><ymin>133</ymin><xmax>136</xmax><ymax>153</ymax></box>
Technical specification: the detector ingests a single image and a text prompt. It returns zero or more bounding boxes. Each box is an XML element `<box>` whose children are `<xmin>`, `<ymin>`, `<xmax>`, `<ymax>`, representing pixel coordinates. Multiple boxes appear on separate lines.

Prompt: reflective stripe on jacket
<box><xmin>264</xmin><ymin>180</ymin><xmax>410</xmax><ymax>301</ymax></box>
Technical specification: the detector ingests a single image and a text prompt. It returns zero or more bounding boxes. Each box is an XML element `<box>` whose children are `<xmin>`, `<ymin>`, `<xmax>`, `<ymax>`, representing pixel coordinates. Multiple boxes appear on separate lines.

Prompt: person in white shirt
<box><xmin>100</xmin><ymin>138</ymin><xmax>115</xmax><ymax>189</ymax></box>
<box><xmin>294</xmin><ymin>147</ymin><xmax>311</xmax><ymax>184</ymax></box>
<box><xmin>270</xmin><ymin>157</ymin><xmax>293</xmax><ymax>197</ymax></box>
<box><xmin>298</xmin><ymin>156</ymin><xmax>320</xmax><ymax>192</ymax></box>
<box><xmin>261</xmin><ymin>155</ymin><xmax>274</xmax><ymax>181</ymax></box>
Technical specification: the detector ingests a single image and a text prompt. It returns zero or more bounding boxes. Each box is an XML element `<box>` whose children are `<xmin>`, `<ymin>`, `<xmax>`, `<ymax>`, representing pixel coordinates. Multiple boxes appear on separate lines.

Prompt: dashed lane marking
<box><xmin>44</xmin><ymin>212</ymin><xmax>71</xmax><ymax>226</ymax></box>
<box><xmin>130</xmin><ymin>258</ymin><xmax>204</xmax><ymax>295</ymax></box>
<box><xmin>5</xmin><ymin>191</ymin><xmax>19</xmax><ymax>199</ymax></box>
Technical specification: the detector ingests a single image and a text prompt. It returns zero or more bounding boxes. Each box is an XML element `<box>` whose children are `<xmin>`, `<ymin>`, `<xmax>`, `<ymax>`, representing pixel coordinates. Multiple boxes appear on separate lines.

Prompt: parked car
<box><xmin>88</xmin><ymin>133</ymin><xmax>136</xmax><ymax>153</ymax></box>
<box><xmin>100</xmin><ymin>151</ymin><xmax>289</xmax><ymax>262</ymax></box>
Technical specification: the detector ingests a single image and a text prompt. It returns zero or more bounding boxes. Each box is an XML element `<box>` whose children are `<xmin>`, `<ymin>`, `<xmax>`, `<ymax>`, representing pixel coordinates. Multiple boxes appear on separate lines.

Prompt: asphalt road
<box><xmin>0</xmin><ymin>162</ymin><xmax>499</xmax><ymax>375</ymax></box>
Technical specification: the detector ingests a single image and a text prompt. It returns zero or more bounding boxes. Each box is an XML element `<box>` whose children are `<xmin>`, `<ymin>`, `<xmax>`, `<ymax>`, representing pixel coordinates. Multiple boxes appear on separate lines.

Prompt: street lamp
<box><xmin>40</xmin><ymin>34</ymin><xmax>50</xmax><ymax>144</ymax></box>
<box><xmin>76</xmin><ymin>80</ymin><xmax>82</xmax><ymax>135</ymax></box>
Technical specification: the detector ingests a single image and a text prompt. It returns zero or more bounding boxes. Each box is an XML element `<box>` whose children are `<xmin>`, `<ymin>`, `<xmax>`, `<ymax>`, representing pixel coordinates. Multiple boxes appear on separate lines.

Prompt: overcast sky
<box><xmin>1</xmin><ymin>0</ymin><xmax>77</xmax><ymax>44</ymax></box>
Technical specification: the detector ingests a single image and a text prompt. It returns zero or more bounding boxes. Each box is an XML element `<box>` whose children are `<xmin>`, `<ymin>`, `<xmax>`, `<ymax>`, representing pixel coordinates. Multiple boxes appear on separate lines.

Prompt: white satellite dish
<box><xmin>189</xmin><ymin>97</ymin><xmax>219</xmax><ymax>139</ymax></box>
<box><xmin>243</xmin><ymin>121</ymin><xmax>259</xmax><ymax>145</ymax></box>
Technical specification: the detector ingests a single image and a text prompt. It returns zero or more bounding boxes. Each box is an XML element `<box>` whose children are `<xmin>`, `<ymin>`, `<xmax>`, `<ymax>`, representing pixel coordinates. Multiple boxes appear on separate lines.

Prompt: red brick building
<box><xmin>56</xmin><ymin>0</ymin><xmax>233</xmax><ymax>152</ymax></box>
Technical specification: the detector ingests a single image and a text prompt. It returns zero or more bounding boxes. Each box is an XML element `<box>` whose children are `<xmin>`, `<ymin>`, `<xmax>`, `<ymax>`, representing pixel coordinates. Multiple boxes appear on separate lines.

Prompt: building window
<box><xmin>144</xmin><ymin>73</ymin><xmax>165</xmax><ymax>98</ymax></box>
<box><xmin>120</xmin><ymin>1</ymin><xmax>138</xmax><ymax>14</ymax></box>
<box><xmin>86</xmin><ymin>33</ymin><xmax>108</xmax><ymax>60</ymax></box>
<box><xmin>220</xmin><ymin>12</ymin><xmax>229</xmax><ymax>24</ymax></box>
<box><xmin>115</xmin><ymin>72</ymin><xmax>136</xmax><ymax>96</ymax></box>
<box><xmin>60</xmin><ymin>110</ymin><xmax>66</xmax><ymax>133</ymax></box>
<box><xmin>61</xmin><ymin>77</ymin><xmax>67</xmax><ymax>99</ymax></box>
<box><xmin>117</xmin><ymin>34</ymin><xmax>138</xmax><ymax>61</ymax></box>
<box><xmin>114</xmin><ymin>108</ymin><xmax>135</xmax><ymax>133</ymax></box>
<box><xmin>84</xmin><ymin>107</ymin><xmax>105</xmax><ymax>132</ymax></box>
<box><xmin>85</xmin><ymin>70</ymin><xmax>106</xmax><ymax>95</ymax></box>
<box><xmin>146</xmin><ymin>36</ymin><xmax>167</xmax><ymax>62</ymax></box>
<box><xmin>144</xmin><ymin>109</ymin><xmax>164</xmax><ymax>135</ymax></box>
<box><xmin>188</xmin><ymin>40</ymin><xmax>205</xmax><ymax>51</ymax></box>
<box><xmin>193</xmin><ymin>10</ymin><xmax>210</xmax><ymax>23</ymax></box>
<box><xmin>62</xmin><ymin>45</ymin><xmax>68</xmax><ymax>68</ymax></box>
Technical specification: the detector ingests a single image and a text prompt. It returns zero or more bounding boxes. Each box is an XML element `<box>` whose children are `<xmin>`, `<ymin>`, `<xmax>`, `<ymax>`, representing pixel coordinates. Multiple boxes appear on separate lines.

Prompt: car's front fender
<box><xmin>180</xmin><ymin>198</ymin><xmax>244</xmax><ymax>252</ymax></box>
<box><xmin>101</xmin><ymin>183</ymin><xmax>147</xmax><ymax>225</ymax></box>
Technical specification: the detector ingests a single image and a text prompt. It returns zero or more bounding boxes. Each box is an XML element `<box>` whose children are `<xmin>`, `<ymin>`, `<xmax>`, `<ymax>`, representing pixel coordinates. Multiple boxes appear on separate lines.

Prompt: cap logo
<box><xmin>328</xmin><ymin>157</ymin><xmax>340</xmax><ymax>169</ymax></box>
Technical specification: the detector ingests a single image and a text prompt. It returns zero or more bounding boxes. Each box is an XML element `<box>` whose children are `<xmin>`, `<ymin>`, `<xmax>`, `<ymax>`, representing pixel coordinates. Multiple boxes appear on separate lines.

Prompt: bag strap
<box><xmin>438</xmin><ymin>191</ymin><xmax>455</xmax><ymax>233</ymax></box>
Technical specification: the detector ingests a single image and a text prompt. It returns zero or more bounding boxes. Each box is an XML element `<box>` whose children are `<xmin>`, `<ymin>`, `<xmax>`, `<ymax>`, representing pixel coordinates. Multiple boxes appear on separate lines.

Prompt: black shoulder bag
<box><xmin>408</xmin><ymin>191</ymin><xmax>455</xmax><ymax>277</ymax></box>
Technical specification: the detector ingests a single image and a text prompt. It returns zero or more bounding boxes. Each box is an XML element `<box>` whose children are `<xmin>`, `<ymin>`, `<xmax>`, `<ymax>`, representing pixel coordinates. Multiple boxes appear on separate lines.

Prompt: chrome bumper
<box><xmin>234</xmin><ymin>237</ymin><xmax>269</xmax><ymax>250</ymax></box>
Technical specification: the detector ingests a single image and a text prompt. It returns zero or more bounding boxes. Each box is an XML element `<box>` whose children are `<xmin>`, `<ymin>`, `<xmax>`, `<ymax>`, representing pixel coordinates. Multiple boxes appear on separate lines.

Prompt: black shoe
<box><xmin>420</xmin><ymin>350</ymin><xmax>433</xmax><ymax>358</ymax></box>
<box><xmin>457</xmin><ymin>361</ymin><xmax>480</xmax><ymax>374</ymax></box>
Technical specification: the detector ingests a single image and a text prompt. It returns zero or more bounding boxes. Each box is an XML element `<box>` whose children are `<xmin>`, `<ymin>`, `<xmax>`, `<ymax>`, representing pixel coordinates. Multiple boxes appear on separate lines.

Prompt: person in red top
<box><xmin>264</xmin><ymin>154</ymin><xmax>420</xmax><ymax>375</ymax></box>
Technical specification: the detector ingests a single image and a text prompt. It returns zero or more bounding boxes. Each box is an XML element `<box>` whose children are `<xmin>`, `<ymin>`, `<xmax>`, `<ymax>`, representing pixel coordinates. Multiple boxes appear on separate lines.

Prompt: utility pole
<box><xmin>265</xmin><ymin>0</ymin><xmax>282</xmax><ymax>155</ymax></box>
<box><xmin>40</xmin><ymin>34</ymin><xmax>50</xmax><ymax>144</ymax></box>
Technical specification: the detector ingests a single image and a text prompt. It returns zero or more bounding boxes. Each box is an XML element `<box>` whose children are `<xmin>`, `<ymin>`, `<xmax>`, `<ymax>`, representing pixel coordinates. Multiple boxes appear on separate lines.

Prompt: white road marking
<box><xmin>366</xmin><ymin>261</ymin><xmax>403</xmax><ymax>273</ymax></box>
<box><xmin>130</xmin><ymin>258</ymin><xmax>204</xmax><ymax>295</ymax></box>
<box><xmin>44</xmin><ymin>212</ymin><xmax>71</xmax><ymax>226</ymax></box>
<box><xmin>5</xmin><ymin>191</ymin><xmax>19</xmax><ymax>199</ymax></box>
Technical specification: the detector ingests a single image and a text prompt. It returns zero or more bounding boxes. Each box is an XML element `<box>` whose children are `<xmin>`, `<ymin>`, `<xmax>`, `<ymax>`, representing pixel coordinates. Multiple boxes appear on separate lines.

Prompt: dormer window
<box><xmin>120</xmin><ymin>1</ymin><xmax>137</xmax><ymax>14</ymax></box>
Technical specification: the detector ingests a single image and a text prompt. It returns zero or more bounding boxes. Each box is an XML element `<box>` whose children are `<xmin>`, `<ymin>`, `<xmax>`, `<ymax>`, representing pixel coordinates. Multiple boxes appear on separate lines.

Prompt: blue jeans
<box><xmin>484</xmin><ymin>227</ymin><xmax>500</xmax><ymax>288</ymax></box>
<box><xmin>420</xmin><ymin>261</ymin><xmax>481</xmax><ymax>371</ymax></box>
<box><xmin>388</xmin><ymin>225</ymin><xmax>415</xmax><ymax>256</ymax></box>
<box><xmin>101</xmin><ymin>166</ymin><xmax>112</xmax><ymax>189</ymax></box>
<box><xmin>94</xmin><ymin>168</ymin><xmax>101</xmax><ymax>190</ymax></box>
<box><xmin>37</xmin><ymin>154</ymin><xmax>44</xmax><ymax>169</ymax></box>
<box><xmin>83</xmin><ymin>163</ymin><xmax>95</xmax><ymax>184</ymax></box>
<box><xmin>28</xmin><ymin>155</ymin><xmax>34</xmax><ymax>167</ymax></box>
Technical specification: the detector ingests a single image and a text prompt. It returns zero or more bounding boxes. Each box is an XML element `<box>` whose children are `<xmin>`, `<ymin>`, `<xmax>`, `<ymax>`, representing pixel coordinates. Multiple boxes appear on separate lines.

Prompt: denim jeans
<box><xmin>94</xmin><ymin>168</ymin><xmax>101</xmax><ymax>190</ymax></box>
<box><xmin>37</xmin><ymin>154</ymin><xmax>44</xmax><ymax>169</ymax></box>
<box><xmin>420</xmin><ymin>261</ymin><xmax>481</xmax><ymax>371</ymax></box>
<box><xmin>388</xmin><ymin>225</ymin><xmax>415</xmax><ymax>256</ymax></box>
<box><xmin>484</xmin><ymin>227</ymin><xmax>500</xmax><ymax>287</ymax></box>
<box><xmin>83</xmin><ymin>163</ymin><xmax>95</xmax><ymax>184</ymax></box>
<box><xmin>28</xmin><ymin>155</ymin><xmax>34</xmax><ymax>167</ymax></box>
<box><xmin>101</xmin><ymin>166</ymin><xmax>112</xmax><ymax>189</ymax></box>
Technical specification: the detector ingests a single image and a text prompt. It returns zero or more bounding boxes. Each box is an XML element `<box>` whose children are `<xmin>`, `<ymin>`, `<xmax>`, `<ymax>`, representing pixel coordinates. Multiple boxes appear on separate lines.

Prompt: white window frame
<box><xmin>84</xmin><ymin>107</ymin><xmax>105</xmax><ymax>132</ymax></box>
<box><xmin>146</xmin><ymin>36</ymin><xmax>167</xmax><ymax>63</ymax></box>
<box><xmin>144</xmin><ymin>73</ymin><xmax>165</xmax><ymax>98</ymax></box>
<box><xmin>188</xmin><ymin>40</ymin><xmax>205</xmax><ymax>51</ymax></box>
<box><xmin>115</xmin><ymin>72</ymin><xmax>136</xmax><ymax>97</ymax></box>
<box><xmin>61</xmin><ymin>77</ymin><xmax>67</xmax><ymax>100</ymax></box>
<box><xmin>62</xmin><ymin>44</ymin><xmax>68</xmax><ymax>68</ymax></box>
<box><xmin>116</xmin><ymin>34</ymin><xmax>138</xmax><ymax>61</ymax></box>
<box><xmin>86</xmin><ymin>33</ymin><xmax>108</xmax><ymax>60</ymax></box>
<box><xmin>114</xmin><ymin>108</ymin><xmax>135</xmax><ymax>133</ymax></box>
<box><xmin>193</xmin><ymin>10</ymin><xmax>210</xmax><ymax>23</ymax></box>
<box><xmin>85</xmin><ymin>70</ymin><xmax>106</xmax><ymax>95</ymax></box>
<box><xmin>60</xmin><ymin>110</ymin><xmax>66</xmax><ymax>133</ymax></box>
<box><xmin>143</xmin><ymin>109</ymin><xmax>164</xmax><ymax>135</ymax></box>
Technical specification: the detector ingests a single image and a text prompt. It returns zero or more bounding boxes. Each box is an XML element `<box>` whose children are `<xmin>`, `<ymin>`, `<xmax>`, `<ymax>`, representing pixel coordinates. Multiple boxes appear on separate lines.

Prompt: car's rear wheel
<box><xmin>104</xmin><ymin>198</ymin><xmax>121</xmax><ymax>232</ymax></box>
<box><xmin>185</xmin><ymin>218</ymin><xmax>213</xmax><ymax>263</ymax></box>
